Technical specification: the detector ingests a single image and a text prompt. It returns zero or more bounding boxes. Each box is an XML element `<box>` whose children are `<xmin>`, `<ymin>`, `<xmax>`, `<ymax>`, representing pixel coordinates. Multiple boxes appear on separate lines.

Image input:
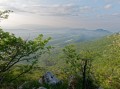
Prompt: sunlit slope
<box><xmin>39</xmin><ymin>33</ymin><xmax>120</xmax><ymax>89</ymax></box>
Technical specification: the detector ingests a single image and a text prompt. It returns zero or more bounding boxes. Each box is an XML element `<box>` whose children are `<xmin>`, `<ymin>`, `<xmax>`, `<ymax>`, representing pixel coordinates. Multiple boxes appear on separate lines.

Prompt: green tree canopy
<box><xmin>0</xmin><ymin>28</ymin><xmax>51</xmax><ymax>83</ymax></box>
<box><xmin>0</xmin><ymin>10</ymin><xmax>12</xmax><ymax>21</ymax></box>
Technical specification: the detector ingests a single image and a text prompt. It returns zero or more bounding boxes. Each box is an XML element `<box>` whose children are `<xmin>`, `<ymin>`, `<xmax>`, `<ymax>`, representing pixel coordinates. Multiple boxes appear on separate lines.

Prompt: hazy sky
<box><xmin>0</xmin><ymin>0</ymin><xmax>120</xmax><ymax>31</ymax></box>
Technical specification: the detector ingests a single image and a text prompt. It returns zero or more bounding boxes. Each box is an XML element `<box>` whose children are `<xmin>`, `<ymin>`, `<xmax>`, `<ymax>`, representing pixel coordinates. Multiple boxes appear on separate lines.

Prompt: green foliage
<box><xmin>0</xmin><ymin>10</ymin><xmax>12</xmax><ymax>20</ymax></box>
<box><xmin>62</xmin><ymin>45</ymin><xmax>94</xmax><ymax>75</ymax></box>
<box><xmin>63</xmin><ymin>45</ymin><xmax>80</xmax><ymax>74</ymax></box>
<box><xmin>33</xmin><ymin>33</ymin><xmax>120</xmax><ymax>89</ymax></box>
<box><xmin>0</xmin><ymin>29</ymin><xmax>51</xmax><ymax>84</ymax></box>
<box><xmin>92</xmin><ymin>33</ymin><xmax>120</xmax><ymax>89</ymax></box>
<box><xmin>62</xmin><ymin>45</ymin><xmax>98</xmax><ymax>89</ymax></box>
<box><xmin>61</xmin><ymin>34</ymin><xmax>120</xmax><ymax>89</ymax></box>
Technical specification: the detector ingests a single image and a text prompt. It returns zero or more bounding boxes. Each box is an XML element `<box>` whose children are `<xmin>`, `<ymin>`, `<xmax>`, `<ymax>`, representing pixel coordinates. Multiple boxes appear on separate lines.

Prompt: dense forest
<box><xmin>0</xmin><ymin>10</ymin><xmax>120</xmax><ymax>89</ymax></box>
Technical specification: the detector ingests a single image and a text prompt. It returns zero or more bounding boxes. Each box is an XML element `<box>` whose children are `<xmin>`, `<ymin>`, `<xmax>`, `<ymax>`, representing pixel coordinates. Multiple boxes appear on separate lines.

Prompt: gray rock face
<box><xmin>38</xmin><ymin>87</ymin><xmax>47</xmax><ymax>89</ymax></box>
<box><xmin>98</xmin><ymin>86</ymin><xmax>103</xmax><ymax>89</ymax></box>
<box><xmin>39</xmin><ymin>72</ymin><xmax>61</xmax><ymax>85</ymax></box>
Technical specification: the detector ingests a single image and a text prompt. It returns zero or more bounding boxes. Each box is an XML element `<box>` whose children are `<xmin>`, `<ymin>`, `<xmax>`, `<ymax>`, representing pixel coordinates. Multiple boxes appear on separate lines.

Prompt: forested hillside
<box><xmin>0</xmin><ymin>10</ymin><xmax>119</xmax><ymax>89</ymax></box>
<box><xmin>35</xmin><ymin>33</ymin><xmax>120</xmax><ymax>89</ymax></box>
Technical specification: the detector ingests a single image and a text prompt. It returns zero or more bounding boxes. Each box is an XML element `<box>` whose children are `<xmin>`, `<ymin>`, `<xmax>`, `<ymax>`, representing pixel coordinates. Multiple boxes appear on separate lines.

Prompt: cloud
<box><xmin>112</xmin><ymin>13</ymin><xmax>120</xmax><ymax>17</ymax></box>
<box><xmin>97</xmin><ymin>13</ymin><xmax>120</xmax><ymax>18</ymax></box>
<box><xmin>104</xmin><ymin>4</ymin><xmax>112</xmax><ymax>9</ymax></box>
<box><xmin>0</xmin><ymin>0</ymin><xmax>12</xmax><ymax>3</ymax></box>
<box><xmin>0</xmin><ymin>0</ymin><xmax>93</xmax><ymax>16</ymax></box>
<box><xmin>79</xmin><ymin>6</ymin><xmax>93</xmax><ymax>13</ymax></box>
<box><xmin>104</xmin><ymin>0</ymin><xmax>120</xmax><ymax>2</ymax></box>
<box><xmin>23</xmin><ymin>4</ymin><xmax>79</xmax><ymax>16</ymax></box>
<box><xmin>25</xmin><ymin>4</ymin><xmax>93</xmax><ymax>16</ymax></box>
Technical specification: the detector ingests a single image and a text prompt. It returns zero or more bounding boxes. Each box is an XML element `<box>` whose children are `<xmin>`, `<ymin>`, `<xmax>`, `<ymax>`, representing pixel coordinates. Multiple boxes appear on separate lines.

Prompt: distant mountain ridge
<box><xmin>4</xmin><ymin>27</ymin><xmax>112</xmax><ymax>46</ymax></box>
<box><xmin>95</xmin><ymin>29</ymin><xmax>111</xmax><ymax>33</ymax></box>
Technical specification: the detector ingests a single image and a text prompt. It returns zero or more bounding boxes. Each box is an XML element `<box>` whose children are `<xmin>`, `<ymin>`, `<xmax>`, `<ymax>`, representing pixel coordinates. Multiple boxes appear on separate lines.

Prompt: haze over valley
<box><xmin>4</xmin><ymin>26</ymin><xmax>112</xmax><ymax>47</ymax></box>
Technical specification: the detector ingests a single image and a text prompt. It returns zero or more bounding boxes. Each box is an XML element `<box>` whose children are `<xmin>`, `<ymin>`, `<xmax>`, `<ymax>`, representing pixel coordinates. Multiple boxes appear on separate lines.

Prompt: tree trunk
<box><xmin>82</xmin><ymin>60</ymin><xmax>87</xmax><ymax>89</ymax></box>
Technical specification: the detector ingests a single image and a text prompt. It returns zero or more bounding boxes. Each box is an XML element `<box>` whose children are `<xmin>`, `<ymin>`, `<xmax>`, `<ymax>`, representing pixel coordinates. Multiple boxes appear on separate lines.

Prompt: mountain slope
<box><xmin>39</xmin><ymin>33</ymin><xmax>120</xmax><ymax>89</ymax></box>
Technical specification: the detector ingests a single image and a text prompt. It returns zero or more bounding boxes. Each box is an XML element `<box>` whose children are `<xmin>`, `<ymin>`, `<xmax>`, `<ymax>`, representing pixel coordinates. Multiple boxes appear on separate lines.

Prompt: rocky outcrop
<box><xmin>39</xmin><ymin>72</ymin><xmax>61</xmax><ymax>85</ymax></box>
<box><xmin>98</xmin><ymin>86</ymin><xmax>103</xmax><ymax>89</ymax></box>
<box><xmin>37</xmin><ymin>87</ymin><xmax>47</xmax><ymax>89</ymax></box>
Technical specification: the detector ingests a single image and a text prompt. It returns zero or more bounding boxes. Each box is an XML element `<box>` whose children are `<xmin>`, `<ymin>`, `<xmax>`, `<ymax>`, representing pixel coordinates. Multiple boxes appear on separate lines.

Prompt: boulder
<box><xmin>38</xmin><ymin>87</ymin><xmax>47</xmax><ymax>89</ymax></box>
<box><xmin>39</xmin><ymin>72</ymin><xmax>61</xmax><ymax>85</ymax></box>
<box><xmin>98</xmin><ymin>86</ymin><xmax>103</xmax><ymax>89</ymax></box>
